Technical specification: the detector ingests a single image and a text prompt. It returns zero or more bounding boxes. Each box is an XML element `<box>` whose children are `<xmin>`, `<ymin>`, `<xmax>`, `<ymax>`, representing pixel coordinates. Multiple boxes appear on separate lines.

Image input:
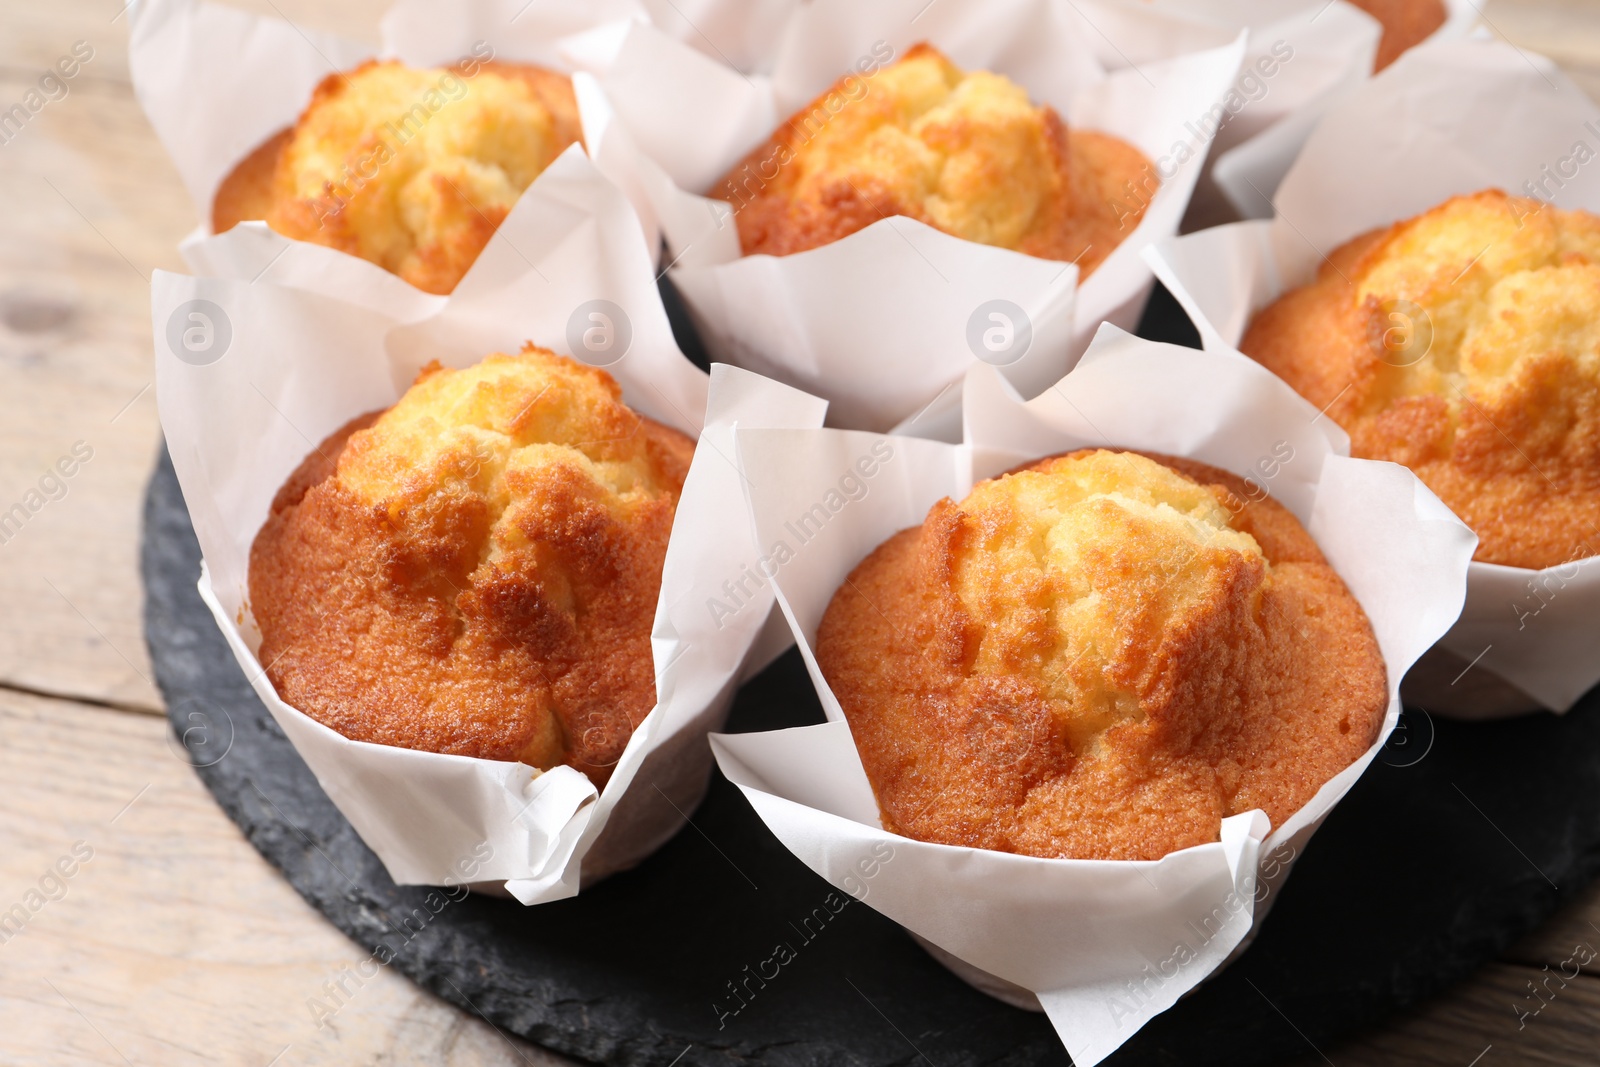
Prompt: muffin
<box><xmin>1347</xmin><ymin>0</ymin><xmax>1448</xmax><ymax>72</ymax></box>
<box><xmin>248</xmin><ymin>347</ymin><xmax>694</xmax><ymax>786</ymax></box>
<box><xmin>213</xmin><ymin>59</ymin><xmax>582</xmax><ymax>294</ymax></box>
<box><xmin>715</xmin><ymin>44</ymin><xmax>1153</xmax><ymax>277</ymax></box>
<box><xmin>817</xmin><ymin>448</ymin><xmax>1386</xmax><ymax>861</ymax></box>
<box><xmin>1240</xmin><ymin>190</ymin><xmax>1600</xmax><ymax>570</ymax></box>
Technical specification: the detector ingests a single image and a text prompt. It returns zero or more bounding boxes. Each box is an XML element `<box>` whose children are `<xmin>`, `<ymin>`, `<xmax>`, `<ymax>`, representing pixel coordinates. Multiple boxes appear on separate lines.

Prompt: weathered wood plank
<box><xmin>1484</xmin><ymin>0</ymin><xmax>1600</xmax><ymax>76</ymax></box>
<box><xmin>1287</xmin><ymin>959</ymin><xmax>1600</xmax><ymax>1066</ymax></box>
<box><xmin>0</xmin><ymin>0</ymin><xmax>388</xmax><ymax>87</ymax></box>
<box><xmin>1506</xmin><ymin>888</ymin><xmax>1600</xmax><ymax>980</ymax></box>
<box><xmin>0</xmin><ymin>73</ymin><xmax>189</xmax><ymax>712</ymax></box>
<box><xmin>0</xmin><ymin>0</ymin><xmax>391</xmax><ymax>713</ymax></box>
<box><xmin>0</xmin><ymin>688</ymin><xmax>564</xmax><ymax>1066</ymax></box>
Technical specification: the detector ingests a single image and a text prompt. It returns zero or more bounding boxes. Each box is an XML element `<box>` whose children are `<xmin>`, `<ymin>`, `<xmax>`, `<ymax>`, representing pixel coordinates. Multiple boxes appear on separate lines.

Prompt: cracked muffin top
<box><xmin>213</xmin><ymin>59</ymin><xmax>581</xmax><ymax>294</ymax></box>
<box><xmin>818</xmin><ymin>449</ymin><xmax>1386</xmax><ymax>861</ymax></box>
<box><xmin>248</xmin><ymin>347</ymin><xmax>694</xmax><ymax>786</ymax></box>
<box><xmin>1241</xmin><ymin>190</ymin><xmax>1600</xmax><ymax>569</ymax></box>
<box><xmin>715</xmin><ymin>43</ymin><xmax>1152</xmax><ymax>276</ymax></box>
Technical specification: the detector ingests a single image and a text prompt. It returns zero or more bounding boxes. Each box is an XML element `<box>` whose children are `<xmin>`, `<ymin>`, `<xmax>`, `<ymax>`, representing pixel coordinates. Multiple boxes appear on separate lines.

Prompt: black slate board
<box><xmin>141</xmin><ymin>284</ymin><xmax>1600</xmax><ymax>1067</ymax></box>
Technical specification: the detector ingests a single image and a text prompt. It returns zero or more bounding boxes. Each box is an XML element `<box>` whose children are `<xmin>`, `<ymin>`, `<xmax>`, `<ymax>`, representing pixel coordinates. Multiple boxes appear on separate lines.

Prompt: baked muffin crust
<box><xmin>716</xmin><ymin>44</ymin><xmax>1152</xmax><ymax>276</ymax></box>
<box><xmin>249</xmin><ymin>347</ymin><xmax>694</xmax><ymax>786</ymax></box>
<box><xmin>213</xmin><ymin>59</ymin><xmax>581</xmax><ymax>295</ymax></box>
<box><xmin>1347</xmin><ymin>0</ymin><xmax>1448</xmax><ymax>71</ymax></box>
<box><xmin>1241</xmin><ymin>190</ymin><xmax>1600</xmax><ymax>569</ymax></box>
<box><xmin>817</xmin><ymin>449</ymin><xmax>1386</xmax><ymax>861</ymax></box>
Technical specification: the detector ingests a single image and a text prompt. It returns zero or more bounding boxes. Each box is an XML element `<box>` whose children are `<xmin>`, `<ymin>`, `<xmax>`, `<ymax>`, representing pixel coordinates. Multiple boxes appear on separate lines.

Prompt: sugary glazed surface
<box><xmin>1242</xmin><ymin>190</ymin><xmax>1600</xmax><ymax>569</ymax></box>
<box><xmin>716</xmin><ymin>43</ymin><xmax>1152</xmax><ymax>276</ymax></box>
<box><xmin>213</xmin><ymin>59</ymin><xmax>581</xmax><ymax>295</ymax></box>
<box><xmin>249</xmin><ymin>347</ymin><xmax>694</xmax><ymax>786</ymax></box>
<box><xmin>818</xmin><ymin>449</ymin><xmax>1386</xmax><ymax>861</ymax></box>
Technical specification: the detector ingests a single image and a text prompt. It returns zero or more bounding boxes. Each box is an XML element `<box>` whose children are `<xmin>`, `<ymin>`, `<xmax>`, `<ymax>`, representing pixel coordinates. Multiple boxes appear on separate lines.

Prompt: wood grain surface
<box><xmin>0</xmin><ymin>1</ymin><xmax>1595</xmax><ymax>1064</ymax></box>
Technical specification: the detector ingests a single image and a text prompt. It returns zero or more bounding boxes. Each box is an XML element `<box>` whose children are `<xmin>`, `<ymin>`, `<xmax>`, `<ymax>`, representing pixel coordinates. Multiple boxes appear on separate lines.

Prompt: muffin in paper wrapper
<box><xmin>128</xmin><ymin>0</ymin><xmax>670</xmax><ymax>290</ymax></box>
<box><xmin>151</xmin><ymin>149</ymin><xmax>826</xmax><ymax>902</ymax></box>
<box><xmin>710</xmin><ymin>324</ymin><xmax>1472</xmax><ymax>1065</ymax></box>
<box><xmin>1146</xmin><ymin>37</ymin><xmax>1600</xmax><ymax>717</ymax></box>
<box><xmin>1060</xmin><ymin>0</ymin><xmax>1477</xmax><ymax>226</ymax></box>
<box><xmin>574</xmin><ymin>0</ymin><xmax>1246</xmax><ymax>431</ymax></box>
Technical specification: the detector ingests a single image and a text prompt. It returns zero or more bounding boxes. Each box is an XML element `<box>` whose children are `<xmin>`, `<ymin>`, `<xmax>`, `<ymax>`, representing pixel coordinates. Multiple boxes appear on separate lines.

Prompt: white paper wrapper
<box><xmin>151</xmin><ymin>149</ymin><xmax>827</xmax><ymax>902</ymax></box>
<box><xmin>710</xmin><ymin>324</ymin><xmax>1473</xmax><ymax>1065</ymax></box>
<box><xmin>127</xmin><ymin>0</ymin><xmax>671</xmax><ymax>286</ymax></box>
<box><xmin>577</xmin><ymin>0</ymin><xmax>1246</xmax><ymax>431</ymax></box>
<box><xmin>632</xmin><ymin>0</ymin><xmax>796</xmax><ymax>76</ymax></box>
<box><xmin>1059</xmin><ymin>0</ymin><xmax>1477</xmax><ymax>226</ymax></box>
<box><xmin>1146</xmin><ymin>36</ymin><xmax>1600</xmax><ymax>715</ymax></box>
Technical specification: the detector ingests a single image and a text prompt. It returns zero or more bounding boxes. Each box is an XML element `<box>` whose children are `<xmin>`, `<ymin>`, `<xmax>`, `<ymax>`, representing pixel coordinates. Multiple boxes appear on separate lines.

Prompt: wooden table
<box><xmin>0</xmin><ymin>2</ymin><xmax>1595</xmax><ymax>1064</ymax></box>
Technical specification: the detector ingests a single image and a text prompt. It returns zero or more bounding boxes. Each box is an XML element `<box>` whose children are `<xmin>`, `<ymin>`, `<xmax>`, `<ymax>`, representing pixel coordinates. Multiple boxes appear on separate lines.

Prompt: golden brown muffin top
<box><xmin>716</xmin><ymin>43</ymin><xmax>1153</xmax><ymax>275</ymax></box>
<box><xmin>248</xmin><ymin>347</ymin><xmax>694</xmax><ymax>786</ymax></box>
<box><xmin>1241</xmin><ymin>190</ymin><xmax>1600</xmax><ymax>569</ymax></box>
<box><xmin>818</xmin><ymin>449</ymin><xmax>1386</xmax><ymax>861</ymax></box>
<box><xmin>213</xmin><ymin>59</ymin><xmax>581</xmax><ymax>295</ymax></box>
<box><xmin>1346</xmin><ymin>0</ymin><xmax>1448</xmax><ymax>71</ymax></box>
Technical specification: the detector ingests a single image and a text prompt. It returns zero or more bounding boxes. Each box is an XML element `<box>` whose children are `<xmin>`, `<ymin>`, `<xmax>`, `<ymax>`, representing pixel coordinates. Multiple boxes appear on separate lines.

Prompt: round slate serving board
<box><xmin>141</xmin><ymin>285</ymin><xmax>1600</xmax><ymax>1067</ymax></box>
